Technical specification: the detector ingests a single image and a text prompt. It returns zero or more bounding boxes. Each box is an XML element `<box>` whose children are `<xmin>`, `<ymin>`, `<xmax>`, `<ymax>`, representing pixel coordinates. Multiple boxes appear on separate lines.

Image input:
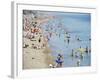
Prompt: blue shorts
<box><xmin>56</xmin><ymin>60</ymin><xmax>63</xmax><ymax>64</ymax></box>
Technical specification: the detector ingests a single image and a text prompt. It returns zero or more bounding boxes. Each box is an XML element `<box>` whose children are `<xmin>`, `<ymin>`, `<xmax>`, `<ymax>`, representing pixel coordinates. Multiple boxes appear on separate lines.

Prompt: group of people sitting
<box><xmin>23</xmin><ymin>23</ymin><xmax>48</xmax><ymax>50</ymax></box>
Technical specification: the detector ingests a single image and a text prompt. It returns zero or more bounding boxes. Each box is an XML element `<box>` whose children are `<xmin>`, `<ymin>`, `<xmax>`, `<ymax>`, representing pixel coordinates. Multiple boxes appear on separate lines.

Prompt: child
<box><xmin>56</xmin><ymin>54</ymin><xmax>63</xmax><ymax>67</ymax></box>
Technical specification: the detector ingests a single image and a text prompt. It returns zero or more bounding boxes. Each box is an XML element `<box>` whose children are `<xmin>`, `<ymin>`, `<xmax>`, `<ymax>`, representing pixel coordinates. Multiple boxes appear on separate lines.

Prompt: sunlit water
<box><xmin>48</xmin><ymin>32</ymin><xmax>91</xmax><ymax>67</ymax></box>
<box><xmin>41</xmin><ymin>12</ymin><xmax>91</xmax><ymax>67</ymax></box>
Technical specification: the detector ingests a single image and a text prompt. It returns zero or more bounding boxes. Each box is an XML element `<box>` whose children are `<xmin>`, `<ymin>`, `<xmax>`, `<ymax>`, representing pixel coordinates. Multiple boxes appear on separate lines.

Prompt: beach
<box><xmin>23</xmin><ymin>35</ymin><xmax>54</xmax><ymax>69</ymax></box>
<box><xmin>22</xmin><ymin>10</ymin><xmax>91</xmax><ymax>69</ymax></box>
<box><xmin>22</xmin><ymin>10</ymin><xmax>56</xmax><ymax>69</ymax></box>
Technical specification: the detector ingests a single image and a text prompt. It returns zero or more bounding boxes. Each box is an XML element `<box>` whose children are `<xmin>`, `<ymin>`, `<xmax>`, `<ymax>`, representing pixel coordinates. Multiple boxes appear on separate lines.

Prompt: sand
<box><xmin>23</xmin><ymin>13</ymin><xmax>55</xmax><ymax>69</ymax></box>
<box><xmin>23</xmin><ymin>32</ymin><xmax>54</xmax><ymax>69</ymax></box>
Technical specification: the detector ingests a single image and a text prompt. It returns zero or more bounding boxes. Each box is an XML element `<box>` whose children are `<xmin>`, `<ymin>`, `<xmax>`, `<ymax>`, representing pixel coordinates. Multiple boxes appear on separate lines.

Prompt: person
<box><xmin>23</xmin><ymin>44</ymin><xmax>29</xmax><ymax>48</ymax></box>
<box><xmin>38</xmin><ymin>37</ymin><xmax>41</xmax><ymax>43</ymax></box>
<box><xmin>71</xmin><ymin>49</ymin><xmax>74</xmax><ymax>57</ymax></box>
<box><xmin>59</xmin><ymin>33</ymin><xmax>60</xmax><ymax>38</ymax></box>
<box><xmin>77</xmin><ymin>37</ymin><xmax>81</xmax><ymax>41</ymax></box>
<box><xmin>85</xmin><ymin>46</ymin><xmax>88</xmax><ymax>53</ymax></box>
<box><xmin>77</xmin><ymin>38</ymin><xmax>80</xmax><ymax>41</ymax></box>
<box><xmin>67</xmin><ymin>38</ymin><xmax>70</xmax><ymax>44</ymax></box>
<box><xmin>46</xmin><ymin>35</ymin><xmax>49</xmax><ymax>41</ymax></box>
<box><xmin>80</xmin><ymin>53</ymin><xmax>84</xmax><ymax>59</ymax></box>
<box><xmin>77</xmin><ymin>59</ymin><xmax>80</xmax><ymax>66</ymax></box>
<box><xmin>89</xmin><ymin>48</ymin><xmax>91</xmax><ymax>53</ymax></box>
<box><xmin>56</xmin><ymin>54</ymin><xmax>63</xmax><ymax>67</ymax></box>
<box><xmin>75</xmin><ymin>52</ymin><xmax>78</xmax><ymax>58</ymax></box>
<box><xmin>49</xmin><ymin>32</ymin><xmax>52</xmax><ymax>38</ymax></box>
<box><xmin>66</xmin><ymin>32</ymin><xmax>68</xmax><ymax>34</ymax></box>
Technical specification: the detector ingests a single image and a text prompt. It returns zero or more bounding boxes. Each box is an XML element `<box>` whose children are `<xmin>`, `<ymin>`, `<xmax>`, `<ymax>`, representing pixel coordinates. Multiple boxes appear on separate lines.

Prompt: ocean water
<box><xmin>41</xmin><ymin>12</ymin><xmax>91</xmax><ymax>67</ymax></box>
<box><xmin>48</xmin><ymin>32</ymin><xmax>91</xmax><ymax>67</ymax></box>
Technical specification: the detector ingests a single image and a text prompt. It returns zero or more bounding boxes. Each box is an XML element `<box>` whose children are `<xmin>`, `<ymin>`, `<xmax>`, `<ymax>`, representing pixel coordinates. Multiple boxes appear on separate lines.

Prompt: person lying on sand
<box><xmin>23</xmin><ymin>44</ymin><xmax>29</xmax><ymax>48</ymax></box>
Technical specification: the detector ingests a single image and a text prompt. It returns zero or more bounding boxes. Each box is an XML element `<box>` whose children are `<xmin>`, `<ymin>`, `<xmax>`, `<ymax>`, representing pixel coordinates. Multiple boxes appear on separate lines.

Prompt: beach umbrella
<box><xmin>77</xmin><ymin>48</ymin><xmax>86</xmax><ymax>54</ymax></box>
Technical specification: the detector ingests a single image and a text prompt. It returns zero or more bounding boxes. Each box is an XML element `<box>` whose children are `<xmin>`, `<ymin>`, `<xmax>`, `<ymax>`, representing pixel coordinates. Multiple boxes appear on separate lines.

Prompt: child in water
<box><xmin>56</xmin><ymin>54</ymin><xmax>63</xmax><ymax>68</ymax></box>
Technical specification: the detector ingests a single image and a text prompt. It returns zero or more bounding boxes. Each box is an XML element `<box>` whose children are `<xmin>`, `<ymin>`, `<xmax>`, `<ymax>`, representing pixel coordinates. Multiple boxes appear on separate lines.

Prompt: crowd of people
<box><xmin>23</xmin><ymin>12</ymin><xmax>91</xmax><ymax>68</ymax></box>
<box><xmin>23</xmin><ymin>15</ymin><xmax>48</xmax><ymax>50</ymax></box>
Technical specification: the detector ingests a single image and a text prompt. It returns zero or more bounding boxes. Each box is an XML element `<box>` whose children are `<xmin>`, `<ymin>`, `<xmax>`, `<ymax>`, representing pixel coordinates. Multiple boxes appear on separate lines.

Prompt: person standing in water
<box><xmin>71</xmin><ymin>49</ymin><xmax>74</xmax><ymax>57</ymax></box>
<box><xmin>67</xmin><ymin>38</ymin><xmax>70</xmax><ymax>44</ymax></box>
<box><xmin>59</xmin><ymin>33</ymin><xmax>60</xmax><ymax>38</ymax></box>
<box><xmin>67</xmin><ymin>34</ymin><xmax>70</xmax><ymax>44</ymax></box>
<box><xmin>85</xmin><ymin>46</ymin><xmax>88</xmax><ymax>53</ymax></box>
<box><xmin>56</xmin><ymin>54</ymin><xmax>63</xmax><ymax>68</ymax></box>
<box><xmin>77</xmin><ymin>59</ymin><xmax>81</xmax><ymax>66</ymax></box>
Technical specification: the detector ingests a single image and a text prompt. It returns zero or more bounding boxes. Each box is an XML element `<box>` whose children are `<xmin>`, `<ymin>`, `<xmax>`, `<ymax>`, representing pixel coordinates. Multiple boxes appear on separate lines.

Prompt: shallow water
<box><xmin>40</xmin><ymin>12</ymin><xmax>91</xmax><ymax>67</ymax></box>
<box><xmin>48</xmin><ymin>32</ymin><xmax>91</xmax><ymax>67</ymax></box>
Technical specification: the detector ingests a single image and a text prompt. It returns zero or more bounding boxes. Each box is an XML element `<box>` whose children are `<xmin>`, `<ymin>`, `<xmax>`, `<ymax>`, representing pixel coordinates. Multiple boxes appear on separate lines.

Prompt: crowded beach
<box><xmin>23</xmin><ymin>10</ymin><xmax>91</xmax><ymax>69</ymax></box>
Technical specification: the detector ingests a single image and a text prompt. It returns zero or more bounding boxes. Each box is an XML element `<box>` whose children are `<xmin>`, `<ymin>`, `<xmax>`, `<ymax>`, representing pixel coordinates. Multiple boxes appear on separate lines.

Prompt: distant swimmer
<box><xmin>77</xmin><ymin>38</ymin><xmax>81</xmax><ymax>41</ymax></box>
<box><xmin>65</xmin><ymin>32</ymin><xmax>68</xmax><ymax>35</ymax></box>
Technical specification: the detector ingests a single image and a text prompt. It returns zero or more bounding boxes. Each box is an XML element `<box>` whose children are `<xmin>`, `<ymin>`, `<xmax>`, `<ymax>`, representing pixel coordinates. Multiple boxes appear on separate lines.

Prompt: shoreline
<box><xmin>23</xmin><ymin>37</ymin><xmax>54</xmax><ymax>69</ymax></box>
